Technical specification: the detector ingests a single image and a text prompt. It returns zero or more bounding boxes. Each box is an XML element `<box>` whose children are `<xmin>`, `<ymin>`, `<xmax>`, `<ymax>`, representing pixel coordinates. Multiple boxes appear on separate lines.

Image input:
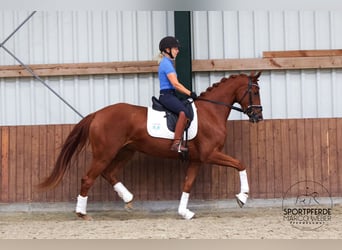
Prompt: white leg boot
<box><xmin>178</xmin><ymin>192</ymin><xmax>195</xmax><ymax>220</ymax></box>
<box><xmin>236</xmin><ymin>170</ymin><xmax>249</xmax><ymax>207</ymax></box>
<box><xmin>113</xmin><ymin>182</ymin><xmax>133</xmax><ymax>203</ymax></box>
<box><xmin>75</xmin><ymin>195</ymin><xmax>88</xmax><ymax>215</ymax></box>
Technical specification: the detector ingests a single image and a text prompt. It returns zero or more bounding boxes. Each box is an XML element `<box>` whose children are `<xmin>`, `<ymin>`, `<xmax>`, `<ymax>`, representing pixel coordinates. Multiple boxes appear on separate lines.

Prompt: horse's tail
<box><xmin>37</xmin><ymin>113</ymin><xmax>95</xmax><ymax>190</ymax></box>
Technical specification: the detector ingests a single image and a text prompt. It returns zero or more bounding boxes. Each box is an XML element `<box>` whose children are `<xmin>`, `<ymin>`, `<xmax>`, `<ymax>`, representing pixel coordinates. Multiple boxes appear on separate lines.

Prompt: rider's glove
<box><xmin>190</xmin><ymin>91</ymin><xmax>198</xmax><ymax>100</ymax></box>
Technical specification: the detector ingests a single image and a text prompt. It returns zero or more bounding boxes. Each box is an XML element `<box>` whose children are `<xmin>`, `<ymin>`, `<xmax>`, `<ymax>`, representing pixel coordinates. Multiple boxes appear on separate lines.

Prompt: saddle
<box><xmin>151</xmin><ymin>96</ymin><xmax>194</xmax><ymax>132</ymax></box>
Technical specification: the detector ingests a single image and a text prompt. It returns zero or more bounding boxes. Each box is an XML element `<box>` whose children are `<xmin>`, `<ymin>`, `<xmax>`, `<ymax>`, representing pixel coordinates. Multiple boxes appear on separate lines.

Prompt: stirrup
<box><xmin>171</xmin><ymin>141</ymin><xmax>188</xmax><ymax>153</ymax></box>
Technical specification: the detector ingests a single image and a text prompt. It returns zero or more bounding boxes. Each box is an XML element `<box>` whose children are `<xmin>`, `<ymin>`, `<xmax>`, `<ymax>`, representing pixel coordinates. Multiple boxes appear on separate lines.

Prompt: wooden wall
<box><xmin>1</xmin><ymin>118</ymin><xmax>342</xmax><ymax>203</ymax></box>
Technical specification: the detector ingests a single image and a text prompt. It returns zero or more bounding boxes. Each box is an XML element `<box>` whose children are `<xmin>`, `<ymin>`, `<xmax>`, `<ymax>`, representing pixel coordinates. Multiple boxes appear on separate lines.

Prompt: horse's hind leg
<box><xmin>75</xmin><ymin>157</ymin><xmax>112</xmax><ymax>220</ymax></box>
<box><xmin>178</xmin><ymin>162</ymin><xmax>200</xmax><ymax>220</ymax></box>
<box><xmin>101</xmin><ymin>147</ymin><xmax>136</xmax><ymax>209</ymax></box>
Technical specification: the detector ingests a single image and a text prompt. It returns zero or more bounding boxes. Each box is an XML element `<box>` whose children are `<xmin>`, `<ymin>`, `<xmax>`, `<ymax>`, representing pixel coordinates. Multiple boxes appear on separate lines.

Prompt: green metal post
<box><xmin>174</xmin><ymin>11</ymin><xmax>192</xmax><ymax>98</ymax></box>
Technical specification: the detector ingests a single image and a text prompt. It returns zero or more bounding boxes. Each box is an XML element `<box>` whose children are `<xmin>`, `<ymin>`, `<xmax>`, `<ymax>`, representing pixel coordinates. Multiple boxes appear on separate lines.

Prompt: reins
<box><xmin>195</xmin><ymin>77</ymin><xmax>260</xmax><ymax>114</ymax></box>
<box><xmin>196</xmin><ymin>97</ymin><xmax>245</xmax><ymax>113</ymax></box>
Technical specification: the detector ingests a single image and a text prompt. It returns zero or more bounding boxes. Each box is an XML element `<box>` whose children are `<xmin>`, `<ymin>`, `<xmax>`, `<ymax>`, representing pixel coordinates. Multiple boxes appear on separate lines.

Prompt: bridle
<box><xmin>196</xmin><ymin>77</ymin><xmax>263</xmax><ymax>122</ymax></box>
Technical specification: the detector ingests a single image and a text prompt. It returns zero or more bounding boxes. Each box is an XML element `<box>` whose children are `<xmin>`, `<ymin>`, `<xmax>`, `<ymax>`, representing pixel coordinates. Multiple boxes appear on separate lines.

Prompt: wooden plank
<box><xmin>312</xmin><ymin>120</ymin><xmax>323</xmax><ymax>192</ymax></box>
<box><xmin>280</xmin><ymin>120</ymin><xmax>291</xmax><ymax>195</ymax></box>
<box><xmin>170</xmin><ymin>159</ymin><xmax>182</xmax><ymax>199</ymax></box>
<box><xmin>192</xmin><ymin>161</ymin><xmax>203</xmax><ymax>199</ymax></box>
<box><xmin>138</xmin><ymin>154</ymin><xmax>148</xmax><ymax>200</ymax></box>
<box><xmin>146</xmin><ymin>156</ymin><xmax>156</xmax><ymax>200</ymax></box>
<box><xmin>265</xmin><ymin>120</ymin><xmax>275</xmax><ymax>198</ymax></box>
<box><xmin>320</xmin><ymin>119</ymin><xmax>330</xmax><ymax>194</ymax></box>
<box><xmin>53</xmin><ymin>124</ymin><xmax>64</xmax><ymax>201</ymax></box>
<box><xmin>202</xmin><ymin>163</ymin><xmax>212</xmax><ymax>199</ymax></box>
<box><xmin>158</xmin><ymin>158</ymin><xmax>168</xmax><ymax>200</ymax></box>
<box><xmin>31</xmin><ymin>126</ymin><xmax>40</xmax><ymax>201</ymax></box>
<box><xmin>192</xmin><ymin>57</ymin><xmax>342</xmax><ymax>72</ymax></box>
<box><xmin>210</xmin><ymin>165</ymin><xmax>220</xmax><ymax>200</ymax></box>
<box><xmin>23</xmin><ymin>126</ymin><xmax>32</xmax><ymax>202</ymax></box>
<box><xmin>8</xmin><ymin>127</ymin><xmax>17</xmax><ymax>202</ymax></box>
<box><xmin>328</xmin><ymin>119</ymin><xmax>338</xmax><ymax>196</ymax></box>
<box><xmin>263</xmin><ymin>49</ymin><xmax>342</xmax><ymax>58</ymax></box>
<box><xmin>0</xmin><ymin>61</ymin><xmax>159</xmax><ymax>78</ymax></box>
<box><xmin>297</xmin><ymin>120</ymin><xmax>306</xmax><ymax>182</ymax></box>
<box><xmin>304</xmin><ymin>119</ymin><xmax>314</xmax><ymax>183</ymax></box>
<box><xmin>249</xmin><ymin>121</ymin><xmax>259</xmax><ymax>198</ymax></box>
<box><xmin>2</xmin><ymin>55</ymin><xmax>342</xmax><ymax>79</ymax></box>
<box><xmin>1</xmin><ymin>127</ymin><xmax>9</xmax><ymax>202</ymax></box>
<box><xmin>217</xmin><ymin>165</ymin><xmax>228</xmax><ymax>199</ymax></box>
<box><xmin>45</xmin><ymin>125</ymin><xmax>56</xmax><ymax>201</ymax></box>
<box><xmin>155</xmin><ymin>158</ymin><xmax>165</xmax><ymax>200</ymax></box>
<box><xmin>16</xmin><ymin>126</ymin><xmax>25</xmax><ymax>202</ymax></box>
<box><xmin>272</xmin><ymin>120</ymin><xmax>283</xmax><ymax>198</ymax></box>
<box><xmin>256</xmin><ymin>121</ymin><xmax>267</xmax><ymax>198</ymax></box>
<box><xmin>38</xmin><ymin>126</ymin><xmax>48</xmax><ymax>202</ymax></box>
<box><xmin>288</xmin><ymin>120</ymin><xmax>299</xmax><ymax>190</ymax></box>
<box><xmin>336</xmin><ymin>119</ymin><xmax>342</xmax><ymax>196</ymax></box>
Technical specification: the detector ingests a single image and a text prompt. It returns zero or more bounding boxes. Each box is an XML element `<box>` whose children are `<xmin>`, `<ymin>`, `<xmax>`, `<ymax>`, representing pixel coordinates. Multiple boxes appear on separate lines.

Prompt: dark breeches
<box><xmin>159</xmin><ymin>91</ymin><xmax>191</xmax><ymax>118</ymax></box>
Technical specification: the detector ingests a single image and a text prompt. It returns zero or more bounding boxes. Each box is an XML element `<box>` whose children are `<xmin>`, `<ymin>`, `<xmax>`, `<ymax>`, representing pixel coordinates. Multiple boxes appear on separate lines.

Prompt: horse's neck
<box><xmin>198</xmin><ymin>81</ymin><xmax>239</xmax><ymax>122</ymax></box>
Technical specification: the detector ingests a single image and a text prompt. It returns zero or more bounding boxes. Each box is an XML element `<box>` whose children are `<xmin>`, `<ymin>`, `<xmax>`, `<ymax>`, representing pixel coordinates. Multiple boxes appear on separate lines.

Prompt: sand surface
<box><xmin>1</xmin><ymin>204</ymin><xmax>341</xmax><ymax>239</ymax></box>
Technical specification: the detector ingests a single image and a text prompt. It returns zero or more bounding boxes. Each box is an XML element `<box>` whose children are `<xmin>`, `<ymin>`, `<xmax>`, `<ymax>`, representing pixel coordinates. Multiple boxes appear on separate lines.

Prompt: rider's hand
<box><xmin>190</xmin><ymin>91</ymin><xmax>198</xmax><ymax>100</ymax></box>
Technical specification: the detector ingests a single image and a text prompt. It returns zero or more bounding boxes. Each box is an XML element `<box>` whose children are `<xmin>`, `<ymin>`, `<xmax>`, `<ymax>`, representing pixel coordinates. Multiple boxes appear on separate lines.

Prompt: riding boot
<box><xmin>171</xmin><ymin>111</ymin><xmax>189</xmax><ymax>152</ymax></box>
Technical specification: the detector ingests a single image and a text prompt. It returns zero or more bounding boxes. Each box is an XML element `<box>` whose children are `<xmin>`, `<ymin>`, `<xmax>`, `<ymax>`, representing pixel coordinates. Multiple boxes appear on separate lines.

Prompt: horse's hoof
<box><xmin>179</xmin><ymin>209</ymin><xmax>195</xmax><ymax>220</ymax></box>
<box><xmin>235</xmin><ymin>192</ymin><xmax>248</xmax><ymax>208</ymax></box>
<box><xmin>76</xmin><ymin>212</ymin><xmax>93</xmax><ymax>221</ymax></box>
<box><xmin>124</xmin><ymin>201</ymin><xmax>134</xmax><ymax>212</ymax></box>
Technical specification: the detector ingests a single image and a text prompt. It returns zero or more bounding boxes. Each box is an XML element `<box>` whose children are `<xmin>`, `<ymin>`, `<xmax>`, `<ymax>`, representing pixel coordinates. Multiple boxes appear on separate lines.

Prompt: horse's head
<box><xmin>235</xmin><ymin>72</ymin><xmax>263</xmax><ymax>123</ymax></box>
<box><xmin>197</xmin><ymin>72</ymin><xmax>263</xmax><ymax>123</ymax></box>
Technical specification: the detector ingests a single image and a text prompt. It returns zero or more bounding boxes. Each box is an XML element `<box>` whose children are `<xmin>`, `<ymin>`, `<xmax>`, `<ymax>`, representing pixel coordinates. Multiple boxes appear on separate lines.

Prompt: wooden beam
<box><xmin>1</xmin><ymin>55</ymin><xmax>342</xmax><ymax>79</ymax></box>
<box><xmin>263</xmin><ymin>49</ymin><xmax>342</xmax><ymax>58</ymax></box>
<box><xmin>192</xmin><ymin>56</ymin><xmax>342</xmax><ymax>72</ymax></box>
<box><xmin>0</xmin><ymin>60</ymin><xmax>159</xmax><ymax>78</ymax></box>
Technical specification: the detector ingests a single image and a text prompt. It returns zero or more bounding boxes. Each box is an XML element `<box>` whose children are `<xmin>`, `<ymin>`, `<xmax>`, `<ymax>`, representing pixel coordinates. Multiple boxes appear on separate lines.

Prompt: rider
<box><xmin>158</xmin><ymin>36</ymin><xmax>198</xmax><ymax>153</ymax></box>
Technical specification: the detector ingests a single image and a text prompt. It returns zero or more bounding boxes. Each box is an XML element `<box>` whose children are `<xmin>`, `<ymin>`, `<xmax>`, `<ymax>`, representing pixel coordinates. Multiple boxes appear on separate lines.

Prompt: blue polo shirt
<box><xmin>158</xmin><ymin>57</ymin><xmax>176</xmax><ymax>90</ymax></box>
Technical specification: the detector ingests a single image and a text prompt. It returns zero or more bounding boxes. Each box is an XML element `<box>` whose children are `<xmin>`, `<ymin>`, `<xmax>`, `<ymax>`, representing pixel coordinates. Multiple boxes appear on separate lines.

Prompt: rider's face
<box><xmin>169</xmin><ymin>47</ymin><xmax>179</xmax><ymax>58</ymax></box>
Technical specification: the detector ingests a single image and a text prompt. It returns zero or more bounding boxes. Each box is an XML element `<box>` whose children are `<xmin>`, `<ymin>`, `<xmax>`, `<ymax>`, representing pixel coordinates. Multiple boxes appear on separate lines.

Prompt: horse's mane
<box><xmin>199</xmin><ymin>73</ymin><xmax>247</xmax><ymax>97</ymax></box>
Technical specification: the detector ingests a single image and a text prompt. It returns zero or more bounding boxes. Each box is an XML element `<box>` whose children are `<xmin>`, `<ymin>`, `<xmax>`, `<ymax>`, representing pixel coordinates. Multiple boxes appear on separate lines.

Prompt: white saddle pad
<box><xmin>147</xmin><ymin>102</ymin><xmax>198</xmax><ymax>140</ymax></box>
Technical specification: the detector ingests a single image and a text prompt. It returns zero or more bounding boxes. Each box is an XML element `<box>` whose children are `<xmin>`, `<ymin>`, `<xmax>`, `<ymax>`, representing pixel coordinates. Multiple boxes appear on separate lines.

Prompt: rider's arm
<box><xmin>167</xmin><ymin>73</ymin><xmax>191</xmax><ymax>96</ymax></box>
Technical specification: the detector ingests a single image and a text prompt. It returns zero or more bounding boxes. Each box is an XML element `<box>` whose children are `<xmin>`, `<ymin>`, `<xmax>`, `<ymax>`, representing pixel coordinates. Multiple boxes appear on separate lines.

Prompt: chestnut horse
<box><xmin>38</xmin><ymin>72</ymin><xmax>263</xmax><ymax>220</ymax></box>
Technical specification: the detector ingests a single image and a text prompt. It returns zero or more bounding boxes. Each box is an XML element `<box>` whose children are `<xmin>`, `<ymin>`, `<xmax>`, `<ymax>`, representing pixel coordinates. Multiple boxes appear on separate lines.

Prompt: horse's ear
<box><xmin>250</xmin><ymin>71</ymin><xmax>261</xmax><ymax>78</ymax></box>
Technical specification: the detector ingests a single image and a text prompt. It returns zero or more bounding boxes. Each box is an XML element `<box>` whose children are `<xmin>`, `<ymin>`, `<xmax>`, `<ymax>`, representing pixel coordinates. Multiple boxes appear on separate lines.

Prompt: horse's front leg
<box><xmin>207</xmin><ymin>151</ymin><xmax>249</xmax><ymax>207</ymax></box>
<box><xmin>178</xmin><ymin>161</ymin><xmax>200</xmax><ymax>220</ymax></box>
<box><xmin>235</xmin><ymin>169</ymin><xmax>249</xmax><ymax>207</ymax></box>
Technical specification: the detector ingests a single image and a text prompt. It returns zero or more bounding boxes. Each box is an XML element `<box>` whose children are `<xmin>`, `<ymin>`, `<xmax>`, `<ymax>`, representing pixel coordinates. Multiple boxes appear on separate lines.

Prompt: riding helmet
<box><xmin>159</xmin><ymin>36</ymin><xmax>180</xmax><ymax>52</ymax></box>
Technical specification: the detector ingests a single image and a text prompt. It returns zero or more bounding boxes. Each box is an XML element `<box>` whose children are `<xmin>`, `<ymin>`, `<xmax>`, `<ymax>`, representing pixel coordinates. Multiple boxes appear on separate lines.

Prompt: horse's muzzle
<box><xmin>246</xmin><ymin>105</ymin><xmax>263</xmax><ymax>123</ymax></box>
